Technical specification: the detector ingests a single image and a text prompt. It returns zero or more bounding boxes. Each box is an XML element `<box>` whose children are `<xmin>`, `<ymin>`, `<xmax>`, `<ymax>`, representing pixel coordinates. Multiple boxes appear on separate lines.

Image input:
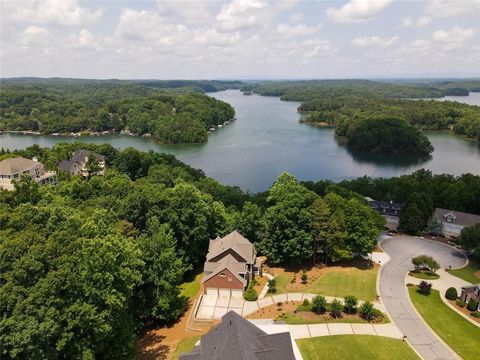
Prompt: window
<box><xmin>220</xmin><ymin>272</ymin><xmax>226</xmax><ymax>277</ymax></box>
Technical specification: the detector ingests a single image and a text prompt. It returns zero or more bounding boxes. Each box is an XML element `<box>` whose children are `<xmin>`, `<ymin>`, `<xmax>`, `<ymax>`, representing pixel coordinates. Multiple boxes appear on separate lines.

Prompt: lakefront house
<box><xmin>202</xmin><ymin>230</ymin><xmax>260</xmax><ymax>298</ymax></box>
<box><xmin>58</xmin><ymin>149</ymin><xmax>106</xmax><ymax>177</ymax></box>
<box><xmin>433</xmin><ymin>208</ymin><xmax>480</xmax><ymax>237</ymax></box>
<box><xmin>0</xmin><ymin>157</ymin><xmax>57</xmax><ymax>191</ymax></box>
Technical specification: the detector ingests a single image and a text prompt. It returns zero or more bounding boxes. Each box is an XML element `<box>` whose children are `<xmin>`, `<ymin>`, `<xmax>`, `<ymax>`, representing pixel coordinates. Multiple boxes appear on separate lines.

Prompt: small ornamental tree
<box><xmin>267</xmin><ymin>278</ymin><xmax>277</xmax><ymax>294</ymax></box>
<box><xmin>359</xmin><ymin>301</ymin><xmax>375</xmax><ymax>321</ymax></box>
<box><xmin>445</xmin><ymin>287</ymin><xmax>458</xmax><ymax>300</ymax></box>
<box><xmin>331</xmin><ymin>299</ymin><xmax>343</xmax><ymax>318</ymax></box>
<box><xmin>419</xmin><ymin>281</ymin><xmax>432</xmax><ymax>295</ymax></box>
<box><xmin>301</xmin><ymin>269</ymin><xmax>308</xmax><ymax>284</ymax></box>
<box><xmin>467</xmin><ymin>298</ymin><xmax>479</xmax><ymax>312</ymax></box>
<box><xmin>244</xmin><ymin>285</ymin><xmax>258</xmax><ymax>301</ymax></box>
<box><xmin>343</xmin><ymin>295</ymin><xmax>358</xmax><ymax>314</ymax></box>
<box><xmin>312</xmin><ymin>295</ymin><xmax>327</xmax><ymax>314</ymax></box>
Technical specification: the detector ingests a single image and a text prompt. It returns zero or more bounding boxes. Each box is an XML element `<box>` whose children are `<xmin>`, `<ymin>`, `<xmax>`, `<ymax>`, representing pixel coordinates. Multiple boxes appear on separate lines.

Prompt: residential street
<box><xmin>380</xmin><ymin>235</ymin><xmax>467</xmax><ymax>360</ymax></box>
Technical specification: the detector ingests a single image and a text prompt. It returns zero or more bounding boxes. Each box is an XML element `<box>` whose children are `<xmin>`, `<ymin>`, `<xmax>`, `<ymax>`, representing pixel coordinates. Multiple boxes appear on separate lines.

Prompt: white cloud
<box><xmin>351</xmin><ymin>35</ymin><xmax>398</xmax><ymax>47</ymax></box>
<box><xmin>432</xmin><ymin>26</ymin><xmax>476</xmax><ymax>50</ymax></box>
<box><xmin>327</xmin><ymin>0</ymin><xmax>393</xmax><ymax>24</ymax></box>
<box><xmin>426</xmin><ymin>0</ymin><xmax>480</xmax><ymax>17</ymax></box>
<box><xmin>24</xmin><ymin>25</ymin><xmax>49</xmax><ymax>37</ymax></box>
<box><xmin>3</xmin><ymin>0</ymin><xmax>103</xmax><ymax>26</ymax></box>
<box><xmin>276</xmin><ymin>23</ymin><xmax>321</xmax><ymax>37</ymax></box>
<box><xmin>193</xmin><ymin>29</ymin><xmax>242</xmax><ymax>46</ymax></box>
<box><xmin>402</xmin><ymin>16</ymin><xmax>431</xmax><ymax>28</ymax></box>
<box><xmin>156</xmin><ymin>0</ymin><xmax>213</xmax><ymax>26</ymax></box>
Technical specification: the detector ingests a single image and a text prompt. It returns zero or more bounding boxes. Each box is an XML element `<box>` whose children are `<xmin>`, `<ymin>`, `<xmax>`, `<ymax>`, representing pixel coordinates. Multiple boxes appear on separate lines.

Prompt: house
<box><xmin>433</xmin><ymin>208</ymin><xmax>480</xmax><ymax>237</ymax></box>
<box><xmin>179</xmin><ymin>310</ymin><xmax>296</xmax><ymax>360</ymax></box>
<box><xmin>0</xmin><ymin>157</ymin><xmax>57</xmax><ymax>191</ymax></box>
<box><xmin>202</xmin><ymin>230</ymin><xmax>259</xmax><ymax>298</ymax></box>
<box><xmin>460</xmin><ymin>284</ymin><xmax>480</xmax><ymax>311</ymax></box>
<box><xmin>366</xmin><ymin>197</ymin><xmax>403</xmax><ymax>229</ymax></box>
<box><xmin>58</xmin><ymin>149</ymin><xmax>105</xmax><ymax>177</ymax></box>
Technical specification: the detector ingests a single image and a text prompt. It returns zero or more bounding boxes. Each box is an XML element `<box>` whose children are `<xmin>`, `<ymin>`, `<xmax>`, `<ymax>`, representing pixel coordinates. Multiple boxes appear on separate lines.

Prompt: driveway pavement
<box><xmin>380</xmin><ymin>235</ymin><xmax>467</xmax><ymax>360</ymax></box>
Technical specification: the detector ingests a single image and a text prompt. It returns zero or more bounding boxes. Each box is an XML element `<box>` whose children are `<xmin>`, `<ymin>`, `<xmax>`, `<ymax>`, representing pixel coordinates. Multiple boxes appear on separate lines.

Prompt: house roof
<box><xmin>206</xmin><ymin>230</ymin><xmax>255</xmax><ymax>264</ymax></box>
<box><xmin>58</xmin><ymin>160</ymin><xmax>76</xmax><ymax>172</ymax></box>
<box><xmin>179</xmin><ymin>311</ymin><xmax>296</xmax><ymax>360</ymax></box>
<box><xmin>434</xmin><ymin>208</ymin><xmax>480</xmax><ymax>227</ymax></box>
<box><xmin>0</xmin><ymin>157</ymin><xmax>38</xmax><ymax>175</ymax></box>
<box><xmin>71</xmin><ymin>149</ymin><xmax>105</xmax><ymax>164</ymax></box>
<box><xmin>203</xmin><ymin>254</ymin><xmax>247</xmax><ymax>286</ymax></box>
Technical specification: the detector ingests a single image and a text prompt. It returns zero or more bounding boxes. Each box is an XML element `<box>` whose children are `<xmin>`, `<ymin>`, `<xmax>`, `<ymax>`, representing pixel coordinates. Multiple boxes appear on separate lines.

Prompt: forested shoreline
<box><xmin>1</xmin><ymin>143</ymin><xmax>479</xmax><ymax>359</ymax></box>
<box><xmin>0</xmin><ymin>80</ymin><xmax>236</xmax><ymax>144</ymax></box>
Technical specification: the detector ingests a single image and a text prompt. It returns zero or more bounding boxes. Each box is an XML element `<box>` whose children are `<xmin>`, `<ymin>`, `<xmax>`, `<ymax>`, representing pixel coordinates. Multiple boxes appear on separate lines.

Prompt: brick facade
<box><xmin>203</xmin><ymin>268</ymin><xmax>244</xmax><ymax>294</ymax></box>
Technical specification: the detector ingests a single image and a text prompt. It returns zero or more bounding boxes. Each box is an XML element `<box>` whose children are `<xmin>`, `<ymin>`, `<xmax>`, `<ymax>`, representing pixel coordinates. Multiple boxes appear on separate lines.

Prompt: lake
<box><xmin>1</xmin><ymin>90</ymin><xmax>479</xmax><ymax>192</ymax></box>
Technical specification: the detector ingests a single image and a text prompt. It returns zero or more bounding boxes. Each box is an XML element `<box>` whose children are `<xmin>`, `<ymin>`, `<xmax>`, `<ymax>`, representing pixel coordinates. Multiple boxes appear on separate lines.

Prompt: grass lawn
<box><xmin>409</xmin><ymin>270</ymin><xmax>440</xmax><ymax>280</ymax></box>
<box><xmin>297</xmin><ymin>335</ymin><xmax>419</xmax><ymax>360</ymax></box>
<box><xmin>303</xmin><ymin>266</ymin><xmax>379</xmax><ymax>301</ymax></box>
<box><xmin>408</xmin><ymin>287</ymin><xmax>480</xmax><ymax>360</ymax></box>
<box><xmin>279</xmin><ymin>312</ymin><xmax>388</xmax><ymax>325</ymax></box>
<box><xmin>179</xmin><ymin>273</ymin><xmax>203</xmax><ymax>300</ymax></box>
<box><xmin>274</xmin><ymin>273</ymin><xmax>293</xmax><ymax>294</ymax></box>
<box><xmin>170</xmin><ymin>336</ymin><xmax>200</xmax><ymax>359</ymax></box>
<box><xmin>448</xmin><ymin>260</ymin><xmax>480</xmax><ymax>284</ymax></box>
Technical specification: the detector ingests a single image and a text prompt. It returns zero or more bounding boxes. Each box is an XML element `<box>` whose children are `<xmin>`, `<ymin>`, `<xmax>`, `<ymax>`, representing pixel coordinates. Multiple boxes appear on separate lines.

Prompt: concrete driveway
<box><xmin>380</xmin><ymin>235</ymin><xmax>467</xmax><ymax>360</ymax></box>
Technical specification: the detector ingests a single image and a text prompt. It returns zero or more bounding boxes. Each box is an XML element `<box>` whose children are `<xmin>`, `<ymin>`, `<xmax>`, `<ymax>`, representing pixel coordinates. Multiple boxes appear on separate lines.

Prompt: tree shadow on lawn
<box><xmin>136</xmin><ymin>333</ymin><xmax>169</xmax><ymax>360</ymax></box>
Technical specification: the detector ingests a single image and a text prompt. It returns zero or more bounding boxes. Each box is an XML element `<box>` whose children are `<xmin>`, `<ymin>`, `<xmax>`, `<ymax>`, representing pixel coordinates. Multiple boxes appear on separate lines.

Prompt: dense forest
<box><xmin>1</xmin><ymin>143</ymin><xmax>479</xmax><ymax>358</ymax></box>
<box><xmin>245</xmin><ymin>79</ymin><xmax>480</xmax><ymax>146</ymax></box>
<box><xmin>0</xmin><ymin>80</ymin><xmax>236</xmax><ymax>143</ymax></box>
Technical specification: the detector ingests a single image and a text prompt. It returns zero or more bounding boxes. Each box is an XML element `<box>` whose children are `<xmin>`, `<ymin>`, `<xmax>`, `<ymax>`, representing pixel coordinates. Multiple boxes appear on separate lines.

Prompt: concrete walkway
<box><xmin>250</xmin><ymin>319</ymin><xmax>403</xmax><ymax>340</ymax></box>
<box><xmin>196</xmin><ymin>291</ymin><xmax>389</xmax><ymax>320</ymax></box>
<box><xmin>258</xmin><ymin>272</ymin><xmax>274</xmax><ymax>299</ymax></box>
<box><xmin>380</xmin><ymin>235</ymin><xmax>467</xmax><ymax>360</ymax></box>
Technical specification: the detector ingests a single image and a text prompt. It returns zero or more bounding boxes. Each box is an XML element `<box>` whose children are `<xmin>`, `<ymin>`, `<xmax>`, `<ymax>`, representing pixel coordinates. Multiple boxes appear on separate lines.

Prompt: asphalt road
<box><xmin>379</xmin><ymin>236</ymin><xmax>467</xmax><ymax>360</ymax></box>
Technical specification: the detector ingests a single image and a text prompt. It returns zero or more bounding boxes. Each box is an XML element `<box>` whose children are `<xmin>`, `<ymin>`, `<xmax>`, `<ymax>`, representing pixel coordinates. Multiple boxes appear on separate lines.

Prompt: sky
<box><xmin>1</xmin><ymin>0</ymin><xmax>479</xmax><ymax>79</ymax></box>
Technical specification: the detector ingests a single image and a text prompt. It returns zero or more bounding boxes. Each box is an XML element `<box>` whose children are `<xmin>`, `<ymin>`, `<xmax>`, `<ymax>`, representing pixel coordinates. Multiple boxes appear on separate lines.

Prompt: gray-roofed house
<box><xmin>460</xmin><ymin>284</ymin><xmax>480</xmax><ymax>311</ymax></box>
<box><xmin>0</xmin><ymin>157</ymin><xmax>57</xmax><ymax>191</ymax></box>
<box><xmin>366</xmin><ymin>198</ymin><xmax>403</xmax><ymax>230</ymax></box>
<box><xmin>202</xmin><ymin>230</ymin><xmax>259</xmax><ymax>298</ymax></box>
<box><xmin>433</xmin><ymin>208</ymin><xmax>480</xmax><ymax>237</ymax></box>
<box><xmin>179</xmin><ymin>310</ymin><xmax>296</xmax><ymax>360</ymax></box>
<box><xmin>58</xmin><ymin>149</ymin><xmax>105</xmax><ymax>177</ymax></box>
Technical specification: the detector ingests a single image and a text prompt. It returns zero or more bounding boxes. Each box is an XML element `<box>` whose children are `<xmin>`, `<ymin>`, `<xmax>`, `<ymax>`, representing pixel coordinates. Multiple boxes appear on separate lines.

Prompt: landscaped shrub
<box><xmin>301</xmin><ymin>269</ymin><xmax>308</xmax><ymax>284</ymax></box>
<box><xmin>330</xmin><ymin>299</ymin><xmax>343</xmax><ymax>318</ymax></box>
<box><xmin>297</xmin><ymin>299</ymin><xmax>312</xmax><ymax>312</ymax></box>
<box><xmin>311</xmin><ymin>295</ymin><xmax>327</xmax><ymax>314</ymax></box>
<box><xmin>467</xmin><ymin>298</ymin><xmax>479</xmax><ymax>312</ymax></box>
<box><xmin>267</xmin><ymin>278</ymin><xmax>277</xmax><ymax>293</ymax></box>
<box><xmin>244</xmin><ymin>285</ymin><xmax>258</xmax><ymax>301</ymax></box>
<box><xmin>471</xmin><ymin>312</ymin><xmax>480</xmax><ymax>318</ymax></box>
<box><xmin>418</xmin><ymin>281</ymin><xmax>432</xmax><ymax>295</ymax></box>
<box><xmin>343</xmin><ymin>295</ymin><xmax>358</xmax><ymax>314</ymax></box>
<box><xmin>359</xmin><ymin>301</ymin><xmax>375</xmax><ymax>321</ymax></box>
<box><xmin>303</xmin><ymin>298</ymin><xmax>310</xmax><ymax>306</ymax></box>
<box><xmin>456</xmin><ymin>299</ymin><xmax>466</xmax><ymax>308</ymax></box>
<box><xmin>370</xmin><ymin>308</ymin><xmax>385</xmax><ymax>323</ymax></box>
<box><xmin>445</xmin><ymin>287</ymin><xmax>458</xmax><ymax>300</ymax></box>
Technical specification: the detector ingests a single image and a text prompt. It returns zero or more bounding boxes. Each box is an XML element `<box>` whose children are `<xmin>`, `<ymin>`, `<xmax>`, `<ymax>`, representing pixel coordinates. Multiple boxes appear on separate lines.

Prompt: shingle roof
<box><xmin>58</xmin><ymin>160</ymin><xmax>76</xmax><ymax>172</ymax></box>
<box><xmin>0</xmin><ymin>157</ymin><xmax>38</xmax><ymax>175</ymax></box>
<box><xmin>203</xmin><ymin>254</ymin><xmax>247</xmax><ymax>286</ymax></box>
<box><xmin>434</xmin><ymin>208</ymin><xmax>480</xmax><ymax>227</ymax></box>
<box><xmin>71</xmin><ymin>149</ymin><xmax>105</xmax><ymax>164</ymax></box>
<box><xmin>179</xmin><ymin>311</ymin><xmax>296</xmax><ymax>360</ymax></box>
<box><xmin>206</xmin><ymin>230</ymin><xmax>255</xmax><ymax>264</ymax></box>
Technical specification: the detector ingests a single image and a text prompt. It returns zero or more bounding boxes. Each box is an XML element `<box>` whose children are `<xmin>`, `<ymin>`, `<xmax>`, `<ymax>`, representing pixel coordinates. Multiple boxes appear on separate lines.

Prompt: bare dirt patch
<box><xmin>253</xmin><ymin>275</ymin><xmax>268</xmax><ymax>295</ymax></box>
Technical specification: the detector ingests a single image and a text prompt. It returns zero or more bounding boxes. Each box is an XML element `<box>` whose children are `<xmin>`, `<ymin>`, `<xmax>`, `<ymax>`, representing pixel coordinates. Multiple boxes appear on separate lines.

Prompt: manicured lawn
<box><xmin>274</xmin><ymin>273</ymin><xmax>293</xmax><ymax>294</ymax></box>
<box><xmin>170</xmin><ymin>336</ymin><xmax>200</xmax><ymax>359</ymax></box>
<box><xmin>408</xmin><ymin>287</ymin><xmax>480</xmax><ymax>360</ymax></box>
<box><xmin>449</xmin><ymin>260</ymin><xmax>480</xmax><ymax>284</ymax></box>
<box><xmin>297</xmin><ymin>335</ymin><xmax>419</xmax><ymax>360</ymax></box>
<box><xmin>409</xmin><ymin>270</ymin><xmax>440</xmax><ymax>280</ymax></box>
<box><xmin>279</xmin><ymin>312</ymin><xmax>389</xmax><ymax>325</ymax></box>
<box><xmin>179</xmin><ymin>273</ymin><xmax>203</xmax><ymax>300</ymax></box>
<box><xmin>303</xmin><ymin>266</ymin><xmax>379</xmax><ymax>301</ymax></box>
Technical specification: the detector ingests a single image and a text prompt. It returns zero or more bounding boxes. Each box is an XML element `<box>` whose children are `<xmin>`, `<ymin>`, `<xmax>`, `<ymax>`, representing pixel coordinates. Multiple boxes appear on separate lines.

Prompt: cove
<box><xmin>1</xmin><ymin>90</ymin><xmax>479</xmax><ymax>192</ymax></box>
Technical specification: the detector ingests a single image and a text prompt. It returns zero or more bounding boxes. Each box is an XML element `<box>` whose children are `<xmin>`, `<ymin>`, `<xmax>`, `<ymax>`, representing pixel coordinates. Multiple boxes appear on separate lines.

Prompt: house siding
<box><xmin>203</xmin><ymin>268</ymin><xmax>244</xmax><ymax>294</ymax></box>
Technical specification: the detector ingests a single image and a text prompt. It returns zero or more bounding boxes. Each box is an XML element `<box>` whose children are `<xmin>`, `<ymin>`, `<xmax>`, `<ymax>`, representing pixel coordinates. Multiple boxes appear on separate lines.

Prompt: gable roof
<box><xmin>434</xmin><ymin>208</ymin><xmax>480</xmax><ymax>227</ymax></box>
<box><xmin>71</xmin><ymin>149</ymin><xmax>105</xmax><ymax>164</ymax></box>
<box><xmin>0</xmin><ymin>157</ymin><xmax>39</xmax><ymax>175</ymax></box>
<box><xmin>206</xmin><ymin>230</ymin><xmax>255</xmax><ymax>264</ymax></box>
<box><xmin>58</xmin><ymin>160</ymin><xmax>76</xmax><ymax>172</ymax></box>
<box><xmin>202</xmin><ymin>254</ymin><xmax>247</xmax><ymax>286</ymax></box>
<box><xmin>179</xmin><ymin>311</ymin><xmax>295</xmax><ymax>360</ymax></box>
